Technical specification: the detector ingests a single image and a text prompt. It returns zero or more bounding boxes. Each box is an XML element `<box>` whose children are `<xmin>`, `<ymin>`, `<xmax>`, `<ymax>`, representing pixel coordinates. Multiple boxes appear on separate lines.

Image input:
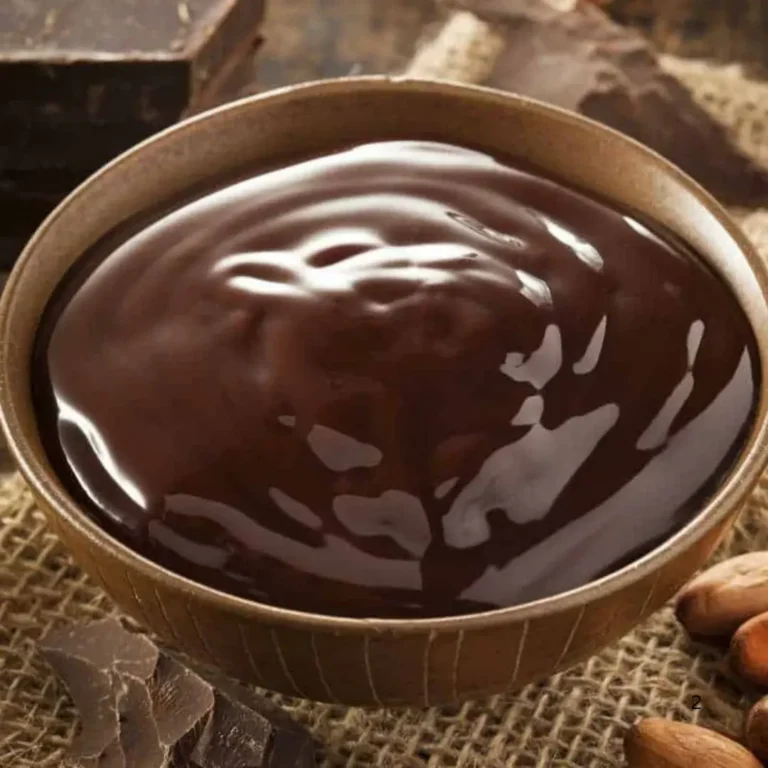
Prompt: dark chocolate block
<box><xmin>1</xmin><ymin>48</ymin><xmax>260</xmax><ymax>172</ymax></box>
<box><xmin>0</xmin><ymin>0</ymin><xmax>264</xmax><ymax>269</ymax></box>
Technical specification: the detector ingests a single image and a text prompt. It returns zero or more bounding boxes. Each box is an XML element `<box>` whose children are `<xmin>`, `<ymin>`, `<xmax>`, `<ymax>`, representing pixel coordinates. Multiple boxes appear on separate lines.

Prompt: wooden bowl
<box><xmin>2</xmin><ymin>78</ymin><xmax>768</xmax><ymax>708</ymax></box>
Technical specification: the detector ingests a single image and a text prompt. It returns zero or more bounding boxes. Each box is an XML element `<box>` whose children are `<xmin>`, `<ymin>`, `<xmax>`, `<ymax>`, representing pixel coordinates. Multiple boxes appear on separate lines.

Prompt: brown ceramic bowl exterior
<box><xmin>2</xmin><ymin>78</ymin><xmax>768</xmax><ymax>708</ymax></box>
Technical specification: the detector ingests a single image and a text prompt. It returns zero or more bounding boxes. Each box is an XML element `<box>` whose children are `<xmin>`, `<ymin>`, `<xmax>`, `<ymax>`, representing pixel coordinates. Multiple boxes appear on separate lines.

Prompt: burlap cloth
<box><xmin>5</xmin><ymin>14</ymin><xmax>768</xmax><ymax>768</ymax></box>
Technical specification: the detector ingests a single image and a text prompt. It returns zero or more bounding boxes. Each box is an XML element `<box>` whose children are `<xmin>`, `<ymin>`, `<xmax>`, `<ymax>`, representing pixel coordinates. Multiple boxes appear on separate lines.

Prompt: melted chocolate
<box><xmin>33</xmin><ymin>141</ymin><xmax>759</xmax><ymax>618</ymax></box>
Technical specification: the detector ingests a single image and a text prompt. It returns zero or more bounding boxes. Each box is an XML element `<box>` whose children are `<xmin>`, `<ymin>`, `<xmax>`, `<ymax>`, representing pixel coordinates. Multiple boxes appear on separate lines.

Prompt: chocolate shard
<box><xmin>40</xmin><ymin>617</ymin><xmax>159</xmax><ymax>679</ymax></box>
<box><xmin>38</xmin><ymin>620</ymin><xmax>314</xmax><ymax>768</ymax></box>
<box><xmin>39</xmin><ymin>618</ymin><xmax>158</xmax><ymax>762</ymax></box>
<box><xmin>0</xmin><ymin>0</ymin><xmax>265</xmax><ymax>269</ymax></box>
<box><xmin>37</xmin><ymin>650</ymin><xmax>119</xmax><ymax>762</ymax></box>
<box><xmin>445</xmin><ymin>0</ymin><xmax>768</xmax><ymax>206</ymax></box>
<box><xmin>179</xmin><ymin>690</ymin><xmax>273</xmax><ymax>768</ymax></box>
<box><xmin>90</xmin><ymin>737</ymin><xmax>127</xmax><ymax>768</ymax></box>
<box><xmin>175</xmin><ymin>677</ymin><xmax>316</xmax><ymax>768</ymax></box>
<box><xmin>115</xmin><ymin>673</ymin><xmax>166</xmax><ymax>768</ymax></box>
<box><xmin>149</xmin><ymin>653</ymin><xmax>215</xmax><ymax>748</ymax></box>
<box><xmin>202</xmin><ymin>678</ymin><xmax>316</xmax><ymax>768</ymax></box>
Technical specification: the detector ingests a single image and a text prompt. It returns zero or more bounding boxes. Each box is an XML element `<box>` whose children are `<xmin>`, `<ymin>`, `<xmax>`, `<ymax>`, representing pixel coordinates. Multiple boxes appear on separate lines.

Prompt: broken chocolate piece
<box><xmin>194</xmin><ymin>677</ymin><xmax>315</xmax><ymax>768</ymax></box>
<box><xmin>39</xmin><ymin>617</ymin><xmax>159</xmax><ymax>763</ymax></box>
<box><xmin>40</xmin><ymin>651</ymin><xmax>119</xmax><ymax>763</ymax></box>
<box><xmin>445</xmin><ymin>0</ymin><xmax>768</xmax><ymax>205</ymax></box>
<box><xmin>149</xmin><ymin>654</ymin><xmax>216</xmax><ymax>748</ymax></box>
<box><xmin>39</xmin><ymin>620</ymin><xmax>315</xmax><ymax>768</ymax></box>
<box><xmin>0</xmin><ymin>0</ymin><xmax>265</xmax><ymax>128</ymax></box>
<box><xmin>0</xmin><ymin>0</ymin><xmax>265</xmax><ymax>268</ymax></box>
<box><xmin>180</xmin><ymin>690</ymin><xmax>273</xmax><ymax>768</ymax></box>
<box><xmin>116</xmin><ymin>674</ymin><xmax>166</xmax><ymax>768</ymax></box>
<box><xmin>174</xmin><ymin>673</ymin><xmax>316</xmax><ymax>768</ymax></box>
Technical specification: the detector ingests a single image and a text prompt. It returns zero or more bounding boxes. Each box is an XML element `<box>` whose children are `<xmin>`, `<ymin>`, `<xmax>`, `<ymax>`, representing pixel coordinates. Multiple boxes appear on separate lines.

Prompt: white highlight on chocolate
<box><xmin>435</xmin><ymin>477</ymin><xmax>459</xmax><ymax>499</ymax></box>
<box><xmin>165</xmin><ymin>494</ymin><xmax>421</xmax><ymax>589</ymax></box>
<box><xmin>573</xmin><ymin>315</ymin><xmax>607</xmax><ymax>375</ymax></box>
<box><xmin>442</xmin><ymin>403</ymin><xmax>620</xmax><ymax>548</ymax></box>
<box><xmin>500</xmin><ymin>324</ymin><xmax>563</xmax><ymax>390</ymax></box>
<box><xmin>543</xmin><ymin>217</ymin><xmax>604</xmax><ymax>271</ymax></box>
<box><xmin>637</xmin><ymin>375</ymin><xmax>695</xmax><ymax>452</ymax></box>
<box><xmin>149</xmin><ymin>522</ymin><xmax>229</xmax><ymax>569</ymax></box>
<box><xmin>516</xmin><ymin>269</ymin><xmax>553</xmax><ymax>308</ymax></box>
<box><xmin>461</xmin><ymin>349</ymin><xmax>753</xmax><ymax>606</ymax></box>
<box><xmin>623</xmin><ymin>215</ymin><xmax>669</xmax><ymax>249</ymax></box>
<box><xmin>688</xmin><ymin>320</ymin><xmax>705</xmax><ymax>367</ymax></box>
<box><xmin>269</xmin><ymin>487</ymin><xmax>323</xmax><ymax>530</ymax></box>
<box><xmin>333</xmin><ymin>491</ymin><xmax>432</xmax><ymax>557</ymax></box>
<box><xmin>637</xmin><ymin>320</ymin><xmax>705</xmax><ymax>451</ymax></box>
<box><xmin>511</xmin><ymin>395</ymin><xmax>545</xmax><ymax>426</ymax></box>
<box><xmin>58</xmin><ymin>399</ymin><xmax>148</xmax><ymax>511</ymax></box>
<box><xmin>307</xmin><ymin>424</ymin><xmax>383</xmax><ymax>472</ymax></box>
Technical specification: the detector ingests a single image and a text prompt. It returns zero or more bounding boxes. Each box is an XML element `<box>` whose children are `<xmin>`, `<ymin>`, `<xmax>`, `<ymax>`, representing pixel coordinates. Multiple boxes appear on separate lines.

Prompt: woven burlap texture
<box><xmin>5</xmin><ymin>16</ymin><xmax>768</xmax><ymax>768</ymax></box>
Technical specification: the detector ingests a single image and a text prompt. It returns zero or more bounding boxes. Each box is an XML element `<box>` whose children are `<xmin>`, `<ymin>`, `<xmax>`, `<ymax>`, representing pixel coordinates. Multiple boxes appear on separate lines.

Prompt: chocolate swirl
<box><xmin>33</xmin><ymin>141</ymin><xmax>759</xmax><ymax>618</ymax></box>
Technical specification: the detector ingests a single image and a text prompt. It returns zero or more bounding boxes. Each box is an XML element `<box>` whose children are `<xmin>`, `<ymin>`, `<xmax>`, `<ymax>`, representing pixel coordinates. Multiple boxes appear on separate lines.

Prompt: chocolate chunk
<box><xmin>0</xmin><ymin>0</ymin><xmax>265</xmax><ymax>128</ymax></box>
<box><xmin>179</xmin><ymin>690</ymin><xmax>273</xmax><ymax>768</ymax></box>
<box><xmin>39</xmin><ymin>651</ymin><xmax>119</xmax><ymax>762</ymax></box>
<box><xmin>446</xmin><ymin>0</ymin><xmax>768</xmax><ymax>205</ymax></box>
<box><xmin>43</xmin><ymin>617</ymin><xmax>159</xmax><ymax>679</ymax></box>
<box><xmin>174</xmin><ymin>672</ymin><xmax>315</xmax><ymax>768</ymax></box>
<box><xmin>149</xmin><ymin>654</ymin><xmax>215</xmax><ymax>748</ymax></box>
<box><xmin>39</xmin><ymin>618</ymin><xmax>158</xmax><ymax>763</ymax></box>
<box><xmin>39</xmin><ymin>620</ymin><xmax>315</xmax><ymax>768</ymax></box>
<box><xmin>91</xmin><ymin>737</ymin><xmax>127</xmax><ymax>768</ymax></box>
<box><xmin>0</xmin><ymin>0</ymin><xmax>265</xmax><ymax>268</ymax></box>
<box><xmin>200</xmin><ymin>678</ymin><xmax>315</xmax><ymax>768</ymax></box>
<box><xmin>115</xmin><ymin>674</ymin><xmax>166</xmax><ymax>768</ymax></box>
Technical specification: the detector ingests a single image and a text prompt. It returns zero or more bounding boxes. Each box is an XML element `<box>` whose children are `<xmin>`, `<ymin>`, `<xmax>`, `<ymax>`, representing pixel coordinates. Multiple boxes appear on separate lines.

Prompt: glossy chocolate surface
<box><xmin>33</xmin><ymin>141</ymin><xmax>759</xmax><ymax>618</ymax></box>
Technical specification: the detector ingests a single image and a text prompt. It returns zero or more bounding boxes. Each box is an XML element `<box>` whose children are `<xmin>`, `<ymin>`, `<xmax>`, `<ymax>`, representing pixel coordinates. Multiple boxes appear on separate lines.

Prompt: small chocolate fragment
<box><xmin>150</xmin><ymin>654</ymin><xmax>215</xmax><ymax>749</ymax></box>
<box><xmin>39</xmin><ymin>617</ymin><xmax>158</xmax><ymax>764</ymax></box>
<box><xmin>179</xmin><ymin>690</ymin><xmax>273</xmax><ymax>768</ymax></box>
<box><xmin>199</xmin><ymin>678</ymin><xmax>315</xmax><ymax>768</ymax></box>
<box><xmin>445</xmin><ymin>0</ymin><xmax>768</xmax><ymax>206</ymax></box>
<box><xmin>115</xmin><ymin>674</ymin><xmax>166</xmax><ymax>768</ymax></box>
<box><xmin>41</xmin><ymin>651</ymin><xmax>119</xmax><ymax>764</ymax></box>
<box><xmin>175</xmin><ymin>674</ymin><xmax>316</xmax><ymax>768</ymax></box>
<box><xmin>39</xmin><ymin>620</ymin><xmax>315</xmax><ymax>768</ymax></box>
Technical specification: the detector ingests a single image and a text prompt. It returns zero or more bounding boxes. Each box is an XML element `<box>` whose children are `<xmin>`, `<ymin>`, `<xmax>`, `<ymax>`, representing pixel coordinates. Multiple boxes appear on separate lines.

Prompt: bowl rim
<box><xmin>3</xmin><ymin>75</ymin><xmax>768</xmax><ymax>633</ymax></box>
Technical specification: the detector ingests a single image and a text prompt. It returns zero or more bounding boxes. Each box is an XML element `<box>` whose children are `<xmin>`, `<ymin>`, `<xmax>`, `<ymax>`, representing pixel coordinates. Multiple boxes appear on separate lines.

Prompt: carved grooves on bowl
<box><xmin>40</xmin><ymin>496</ymin><xmax>738</xmax><ymax>706</ymax></box>
<box><xmin>555</xmin><ymin>605</ymin><xmax>586</xmax><ymax>668</ymax></box>
<box><xmin>639</xmin><ymin>570</ymin><xmax>663</xmax><ymax>621</ymax></box>
<box><xmin>185</xmin><ymin>600</ymin><xmax>219</xmax><ymax>664</ymax></box>
<box><xmin>451</xmin><ymin>629</ymin><xmax>466</xmax><ymax>703</ymax></box>
<box><xmin>362</xmin><ymin>634</ymin><xmax>383</xmax><ymax>705</ymax></box>
<box><xmin>422</xmin><ymin>630</ymin><xmax>437</xmax><ymax>707</ymax></box>
<box><xmin>150</xmin><ymin>585</ymin><xmax>184</xmax><ymax>647</ymax></box>
<box><xmin>123</xmin><ymin>570</ymin><xmax>152</xmax><ymax>628</ymax></box>
<box><xmin>310</xmin><ymin>631</ymin><xmax>339</xmax><ymax>703</ymax></box>
<box><xmin>237</xmin><ymin>622</ymin><xmax>266</xmax><ymax>686</ymax></box>
<box><xmin>509</xmin><ymin>619</ymin><xmax>530</xmax><ymax>689</ymax></box>
<box><xmin>271</xmin><ymin>628</ymin><xmax>309</xmax><ymax>699</ymax></box>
